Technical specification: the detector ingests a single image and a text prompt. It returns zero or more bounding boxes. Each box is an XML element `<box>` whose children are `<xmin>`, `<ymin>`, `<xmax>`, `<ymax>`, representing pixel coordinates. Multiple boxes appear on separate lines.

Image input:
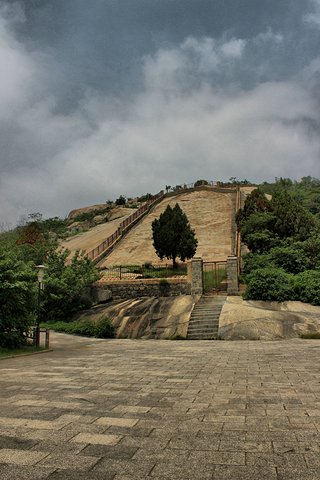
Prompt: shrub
<box><xmin>0</xmin><ymin>250</ymin><xmax>36</xmax><ymax>348</ymax></box>
<box><xmin>115</xmin><ymin>195</ymin><xmax>126</xmax><ymax>206</ymax></box>
<box><xmin>269</xmin><ymin>246</ymin><xmax>309</xmax><ymax>274</ymax></box>
<box><xmin>242</xmin><ymin>252</ymin><xmax>274</xmax><ymax>275</ymax></box>
<box><xmin>72</xmin><ymin>319</ymin><xmax>97</xmax><ymax>336</ymax></box>
<box><xmin>294</xmin><ymin>270</ymin><xmax>320</xmax><ymax>305</ymax></box>
<box><xmin>42</xmin><ymin>249</ymin><xmax>99</xmax><ymax>321</ymax></box>
<box><xmin>194</xmin><ymin>179</ymin><xmax>208</xmax><ymax>187</ymax></box>
<box><xmin>45</xmin><ymin>317</ymin><xmax>115</xmax><ymax>338</ymax></box>
<box><xmin>95</xmin><ymin>316</ymin><xmax>115</xmax><ymax>338</ymax></box>
<box><xmin>244</xmin><ymin>267</ymin><xmax>295</xmax><ymax>302</ymax></box>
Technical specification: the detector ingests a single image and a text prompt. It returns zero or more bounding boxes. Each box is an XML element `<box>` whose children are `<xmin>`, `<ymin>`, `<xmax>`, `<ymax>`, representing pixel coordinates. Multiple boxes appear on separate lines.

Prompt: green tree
<box><xmin>0</xmin><ymin>250</ymin><xmax>36</xmax><ymax>348</ymax></box>
<box><xmin>152</xmin><ymin>204</ymin><xmax>198</xmax><ymax>267</ymax></box>
<box><xmin>42</xmin><ymin>249</ymin><xmax>100</xmax><ymax>321</ymax></box>
<box><xmin>271</xmin><ymin>190</ymin><xmax>316</xmax><ymax>240</ymax></box>
<box><xmin>115</xmin><ymin>195</ymin><xmax>126</xmax><ymax>206</ymax></box>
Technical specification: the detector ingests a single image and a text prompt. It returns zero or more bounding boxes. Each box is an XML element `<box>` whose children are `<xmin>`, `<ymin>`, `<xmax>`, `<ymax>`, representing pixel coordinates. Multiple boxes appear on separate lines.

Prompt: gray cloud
<box><xmin>0</xmin><ymin>1</ymin><xmax>320</xmax><ymax>226</ymax></box>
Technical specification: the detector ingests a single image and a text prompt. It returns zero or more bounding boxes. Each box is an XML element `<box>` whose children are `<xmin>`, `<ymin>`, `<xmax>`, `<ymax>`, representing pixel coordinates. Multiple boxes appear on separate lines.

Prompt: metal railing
<box><xmin>101</xmin><ymin>263</ymin><xmax>188</xmax><ymax>280</ymax></box>
<box><xmin>86</xmin><ymin>181</ymin><xmax>240</xmax><ymax>262</ymax></box>
<box><xmin>86</xmin><ymin>191</ymin><xmax>164</xmax><ymax>261</ymax></box>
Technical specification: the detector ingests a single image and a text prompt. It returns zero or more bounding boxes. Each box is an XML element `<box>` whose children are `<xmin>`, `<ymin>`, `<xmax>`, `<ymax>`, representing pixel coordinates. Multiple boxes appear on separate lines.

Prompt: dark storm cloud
<box><xmin>0</xmin><ymin>0</ymin><xmax>320</xmax><ymax>226</ymax></box>
<box><xmin>10</xmin><ymin>0</ymin><xmax>318</xmax><ymax>101</ymax></box>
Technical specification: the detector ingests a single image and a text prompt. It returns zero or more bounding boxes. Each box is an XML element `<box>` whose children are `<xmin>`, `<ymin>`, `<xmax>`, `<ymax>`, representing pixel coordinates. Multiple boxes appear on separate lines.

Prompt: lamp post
<box><xmin>35</xmin><ymin>264</ymin><xmax>47</xmax><ymax>347</ymax></box>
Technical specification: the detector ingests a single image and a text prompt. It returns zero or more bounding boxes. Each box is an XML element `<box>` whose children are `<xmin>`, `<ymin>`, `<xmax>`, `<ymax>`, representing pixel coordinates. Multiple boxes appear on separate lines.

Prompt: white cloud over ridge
<box><xmin>0</xmin><ymin>9</ymin><xmax>320</xmax><ymax>226</ymax></box>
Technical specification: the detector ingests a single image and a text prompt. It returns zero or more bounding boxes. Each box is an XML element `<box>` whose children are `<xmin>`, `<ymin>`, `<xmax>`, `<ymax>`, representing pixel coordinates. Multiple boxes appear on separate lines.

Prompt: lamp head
<box><xmin>36</xmin><ymin>264</ymin><xmax>47</xmax><ymax>284</ymax></box>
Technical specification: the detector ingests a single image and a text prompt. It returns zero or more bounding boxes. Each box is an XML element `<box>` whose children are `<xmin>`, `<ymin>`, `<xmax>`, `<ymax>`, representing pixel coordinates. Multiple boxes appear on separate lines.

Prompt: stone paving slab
<box><xmin>0</xmin><ymin>333</ymin><xmax>319</xmax><ymax>479</ymax></box>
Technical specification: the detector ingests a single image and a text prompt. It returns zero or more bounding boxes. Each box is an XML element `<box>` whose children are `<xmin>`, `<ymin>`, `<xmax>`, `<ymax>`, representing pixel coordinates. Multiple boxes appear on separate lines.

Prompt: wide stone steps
<box><xmin>187</xmin><ymin>295</ymin><xmax>226</xmax><ymax>340</ymax></box>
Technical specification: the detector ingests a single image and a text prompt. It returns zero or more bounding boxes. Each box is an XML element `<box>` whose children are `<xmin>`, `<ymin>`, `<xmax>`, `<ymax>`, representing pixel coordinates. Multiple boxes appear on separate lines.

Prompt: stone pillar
<box><xmin>227</xmin><ymin>255</ymin><xmax>239</xmax><ymax>295</ymax></box>
<box><xmin>190</xmin><ymin>257</ymin><xmax>204</xmax><ymax>295</ymax></box>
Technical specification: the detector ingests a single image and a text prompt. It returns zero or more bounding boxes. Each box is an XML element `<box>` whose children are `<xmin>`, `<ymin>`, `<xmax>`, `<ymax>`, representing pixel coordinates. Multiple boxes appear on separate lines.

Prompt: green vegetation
<box><xmin>0</xmin><ymin>249</ymin><xmax>36</xmax><ymax>348</ymax></box>
<box><xmin>43</xmin><ymin>316</ymin><xmax>114</xmax><ymax>338</ymax></box>
<box><xmin>194</xmin><ymin>179</ymin><xmax>208</xmax><ymax>187</ymax></box>
<box><xmin>238</xmin><ymin>178</ymin><xmax>320</xmax><ymax>304</ymax></box>
<box><xmin>42</xmin><ymin>249</ymin><xmax>99</xmax><ymax>322</ymax></box>
<box><xmin>115</xmin><ymin>195</ymin><xmax>126</xmax><ymax>206</ymax></box>
<box><xmin>203</xmin><ymin>268</ymin><xmax>227</xmax><ymax>292</ymax></box>
<box><xmin>152</xmin><ymin>203</ymin><xmax>198</xmax><ymax>267</ymax></box>
<box><xmin>0</xmin><ymin>345</ymin><xmax>45</xmax><ymax>358</ymax></box>
<box><xmin>259</xmin><ymin>177</ymin><xmax>320</xmax><ymax>219</ymax></box>
<box><xmin>72</xmin><ymin>206</ymin><xmax>110</xmax><ymax>223</ymax></box>
<box><xmin>102</xmin><ymin>264</ymin><xmax>187</xmax><ymax>279</ymax></box>
<box><xmin>0</xmin><ymin>213</ymin><xmax>100</xmax><ymax>348</ymax></box>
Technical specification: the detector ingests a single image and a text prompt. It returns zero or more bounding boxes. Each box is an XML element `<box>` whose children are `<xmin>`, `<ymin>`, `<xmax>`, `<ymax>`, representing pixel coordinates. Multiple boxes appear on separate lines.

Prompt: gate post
<box><xmin>227</xmin><ymin>255</ymin><xmax>239</xmax><ymax>295</ymax></box>
<box><xmin>190</xmin><ymin>257</ymin><xmax>204</xmax><ymax>295</ymax></box>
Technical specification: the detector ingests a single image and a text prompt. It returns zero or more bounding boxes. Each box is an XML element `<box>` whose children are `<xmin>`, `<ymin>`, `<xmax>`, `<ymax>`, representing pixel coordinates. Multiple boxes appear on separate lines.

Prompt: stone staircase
<box><xmin>187</xmin><ymin>295</ymin><xmax>226</xmax><ymax>340</ymax></box>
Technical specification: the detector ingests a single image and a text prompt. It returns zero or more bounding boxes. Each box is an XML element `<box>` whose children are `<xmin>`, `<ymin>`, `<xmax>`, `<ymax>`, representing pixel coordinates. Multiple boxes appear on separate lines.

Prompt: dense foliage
<box><xmin>0</xmin><ymin>250</ymin><xmax>36</xmax><ymax>348</ymax></box>
<box><xmin>238</xmin><ymin>179</ymin><xmax>320</xmax><ymax>304</ymax></box>
<box><xmin>43</xmin><ymin>316</ymin><xmax>114</xmax><ymax>338</ymax></box>
<box><xmin>42</xmin><ymin>249</ymin><xmax>99</xmax><ymax>321</ymax></box>
<box><xmin>0</xmin><ymin>214</ymin><xmax>100</xmax><ymax>348</ymax></box>
<box><xmin>152</xmin><ymin>203</ymin><xmax>198</xmax><ymax>267</ymax></box>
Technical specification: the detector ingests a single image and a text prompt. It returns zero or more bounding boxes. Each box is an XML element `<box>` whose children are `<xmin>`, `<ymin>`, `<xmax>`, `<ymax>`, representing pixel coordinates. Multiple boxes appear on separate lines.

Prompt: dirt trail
<box><xmin>60</xmin><ymin>208</ymin><xmax>135</xmax><ymax>257</ymax></box>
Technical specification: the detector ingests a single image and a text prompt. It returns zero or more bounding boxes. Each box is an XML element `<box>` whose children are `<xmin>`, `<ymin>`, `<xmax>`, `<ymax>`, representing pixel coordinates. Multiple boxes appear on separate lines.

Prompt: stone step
<box><xmin>187</xmin><ymin>294</ymin><xmax>226</xmax><ymax>340</ymax></box>
<box><xmin>188</xmin><ymin>334</ymin><xmax>218</xmax><ymax>340</ymax></box>
<box><xmin>188</xmin><ymin>325</ymin><xmax>218</xmax><ymax>331</ymax></box>
<box><xmin>188</xmin><ymin>321</ymin><xmax>219</xmax><ymax>327</ymax></box>
<box><xmin>188</xmin><ymin>328</ymin><xmax>218</xmax><ymax>334</ymax></box>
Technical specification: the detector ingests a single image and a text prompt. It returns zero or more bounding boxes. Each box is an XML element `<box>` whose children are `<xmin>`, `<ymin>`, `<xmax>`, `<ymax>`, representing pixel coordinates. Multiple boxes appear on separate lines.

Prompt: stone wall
<box><xmin>190</xmin><ymin>257</ymin><xmax>204</xmax><ymax>295</ymax></box>
<box><xmin>97</xmin><ymin>278</ymin><xmax>191</xmax><ymax>299</ymax></box>
<box><xmin>227</xmin><ymin>255</ymin><xmax>239</xmax><ymax>295</ymax></box>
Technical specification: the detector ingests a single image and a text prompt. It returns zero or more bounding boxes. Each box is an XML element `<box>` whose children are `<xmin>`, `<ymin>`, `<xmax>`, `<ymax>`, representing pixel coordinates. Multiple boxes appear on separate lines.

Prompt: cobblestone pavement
<box><xmin>0</xmin><ymin>333</ymin><xmax>319</xmax><ymax>480</ymax></box>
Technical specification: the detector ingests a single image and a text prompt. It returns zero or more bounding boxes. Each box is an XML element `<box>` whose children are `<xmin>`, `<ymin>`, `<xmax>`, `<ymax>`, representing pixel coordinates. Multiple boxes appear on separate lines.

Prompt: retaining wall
<box><xmin>97</xmin><ymin>278</ymin><xmax>191</xmax><ymax>299</ymax></box>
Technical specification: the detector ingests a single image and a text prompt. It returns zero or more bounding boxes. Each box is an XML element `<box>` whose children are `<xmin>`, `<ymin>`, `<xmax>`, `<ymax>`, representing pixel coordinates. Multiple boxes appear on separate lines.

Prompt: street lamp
<box><xmin>35</xmin><ymin>264</ymin><xmax>47</xmax><ymax>347</ymax></box>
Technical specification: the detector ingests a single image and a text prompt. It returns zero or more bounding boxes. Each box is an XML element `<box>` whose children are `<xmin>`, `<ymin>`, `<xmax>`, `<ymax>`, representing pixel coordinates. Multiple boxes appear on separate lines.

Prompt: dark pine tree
<box><xmin>152</xmin><ymin>203</ymin><xmax>198</xmax><ymax>267</ymax></box>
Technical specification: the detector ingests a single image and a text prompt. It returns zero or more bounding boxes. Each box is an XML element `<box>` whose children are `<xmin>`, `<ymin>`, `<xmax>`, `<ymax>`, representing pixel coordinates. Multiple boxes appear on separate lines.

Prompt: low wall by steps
<box><xmin>95</xmin><ymin>278</ymin><xmax>191</xmax><ymax>300</ymax></box>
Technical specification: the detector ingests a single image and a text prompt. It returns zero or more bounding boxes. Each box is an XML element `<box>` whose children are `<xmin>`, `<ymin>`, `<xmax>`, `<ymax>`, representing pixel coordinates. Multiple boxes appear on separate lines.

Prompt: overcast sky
<box><xmin>1</xmin><ymin>0</ymin><xmax>320</xmax><ymax>226</ymax></box>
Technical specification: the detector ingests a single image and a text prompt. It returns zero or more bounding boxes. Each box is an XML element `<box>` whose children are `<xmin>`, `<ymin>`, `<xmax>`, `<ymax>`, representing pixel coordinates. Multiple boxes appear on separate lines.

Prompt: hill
<box><xmin>98</xmin><ymin>187</ymin><xmax>238</xmax><ymax>266</ymax></box>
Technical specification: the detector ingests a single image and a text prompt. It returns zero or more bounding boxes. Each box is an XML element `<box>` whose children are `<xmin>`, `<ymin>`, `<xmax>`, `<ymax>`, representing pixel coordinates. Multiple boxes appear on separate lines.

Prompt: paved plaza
<box><xmin>0</xmin><ymin>333</ymin><xmax>319</xmax><ymax>479</ymax></box>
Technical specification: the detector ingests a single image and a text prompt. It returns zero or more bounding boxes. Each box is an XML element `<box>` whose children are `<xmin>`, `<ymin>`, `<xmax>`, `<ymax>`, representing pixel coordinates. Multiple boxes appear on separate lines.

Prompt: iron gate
<box><xmin>203</xmin><ymin>260</ymin><xmax>227</xmax><ymax>293</ymax></box>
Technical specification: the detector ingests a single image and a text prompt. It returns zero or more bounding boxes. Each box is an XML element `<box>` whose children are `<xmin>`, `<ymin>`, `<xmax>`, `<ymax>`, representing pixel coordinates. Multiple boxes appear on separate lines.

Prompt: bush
<box><xmin>194</xmin><ymin>179</ymin><xmax>208</xmax><ymax>187</ymax></box>
<box><xmin>95</xmin><ymin>316</ymin><xmax>115</xmax><ymax>338</ymax></box>
<box><xmin>242</xmin><ymin>252</ymin><xmax>274</xmax><ymax>275</ymax></box>
<box><xmin>45</xmin><ymin>316</ymin><xmax>115</xmax><ymax>338</ymax></box>
<box><xmin>42</xmin><ymin>249</ymin><xmax>99</xmax><ymax>321</ymax></box>
<box><xmin>244</xmin><ymin>267</ymin><xmax>295</xmax><ymax>302</ymax></box>
<box><xmin>294</xmin><ymin>270</ymin><xmax>320</xmax><ymax>305</ymax></box>
<box><xmin>0</xmin><ymin>250</ymin><xmax>36</xmax><ymax>348</ymax></box>
<box><xmin>269</xmin><ymin>246</ymin><xmax>309</xmax><ymax>274</ymax></box>
<box><xmin>115</xmin><ymin>195</ymin><xmax>126</xmax><ymax>206</ymax></box>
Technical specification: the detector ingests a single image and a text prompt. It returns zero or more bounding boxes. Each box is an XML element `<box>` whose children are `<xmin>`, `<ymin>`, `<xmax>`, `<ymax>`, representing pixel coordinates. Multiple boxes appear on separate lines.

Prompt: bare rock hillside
<box><xmin>61</xmin><ymin>207</ymin><xmax>136</xmax><ymax>258</ymax></box>
<box><xmin>99</xmin><ymin>188</ymin><xmax>237</xmax><ymax>267</ymax></box>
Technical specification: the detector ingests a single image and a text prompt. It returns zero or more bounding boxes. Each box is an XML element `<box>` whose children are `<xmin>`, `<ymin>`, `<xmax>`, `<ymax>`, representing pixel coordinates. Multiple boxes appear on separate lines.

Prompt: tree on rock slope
<box><xmin>152</xmin><ymin>203</ymin><xmax>198</xmax><ymax>267</ymax></box>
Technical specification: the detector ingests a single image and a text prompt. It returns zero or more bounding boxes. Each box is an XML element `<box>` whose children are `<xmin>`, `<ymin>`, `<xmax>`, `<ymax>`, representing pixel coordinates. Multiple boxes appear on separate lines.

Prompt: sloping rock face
<box><xmin>76</xmin><ymin>295</ymin><xmax>196</xmax><ymax>339</ymax></box>
<box><xmin>60</xmin><ymin>208</ymin><xmax>137</xmax><ymax>259</ymax></box>
<box><xmin>100</xmin><ymin>188</ymin><xmax>236</xmax><ymax>267</ymax></box>
<box><xmin>219</xmin><ymin>297</ymin><xmax>320</xmax><ymax>340</ymax></box>
<box><xmin>68</xmin><ymin>204</ymin><xmax>109</xmax><ymax>220</ymax></box>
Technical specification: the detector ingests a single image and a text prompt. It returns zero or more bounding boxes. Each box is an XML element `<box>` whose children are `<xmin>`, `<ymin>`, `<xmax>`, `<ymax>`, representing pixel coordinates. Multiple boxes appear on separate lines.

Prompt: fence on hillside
<box><xmin>86</xmin><ymin>191</ymin><xmax>164</xmax><ymax>261</ymax></box>
<box><xmin>86</xmin><ymin>180</ymin><xmax>244</xmax><ymax>262</ymax></box>
<box><xmin>100</xmin><ymin>263</ymin><xmax>188</xmax><ymax>280</ymax></box>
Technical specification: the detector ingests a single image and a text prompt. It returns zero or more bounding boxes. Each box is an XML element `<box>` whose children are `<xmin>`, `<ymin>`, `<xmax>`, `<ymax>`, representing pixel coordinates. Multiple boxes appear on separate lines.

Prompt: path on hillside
<box><xmin>99</xmin><ymin>189</ymin><xmax>236</xmax><ymax>267</ymax></box>
<box><xmin>0</xmin><ymin>334</ymin><xmax>319</xmax><ymax>479</ymax></box>
<box><xmin>60</xmin><ymin>207</ymin><xmax>136</xmax><ymax>258</ymax></box>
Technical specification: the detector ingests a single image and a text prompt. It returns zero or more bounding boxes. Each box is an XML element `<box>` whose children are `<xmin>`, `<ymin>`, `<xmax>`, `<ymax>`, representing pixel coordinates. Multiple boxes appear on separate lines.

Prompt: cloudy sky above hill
<box><xmin>1</xmin><ymin>0</ymin><xmax>320</xmax><ymax>225</ymax></box>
